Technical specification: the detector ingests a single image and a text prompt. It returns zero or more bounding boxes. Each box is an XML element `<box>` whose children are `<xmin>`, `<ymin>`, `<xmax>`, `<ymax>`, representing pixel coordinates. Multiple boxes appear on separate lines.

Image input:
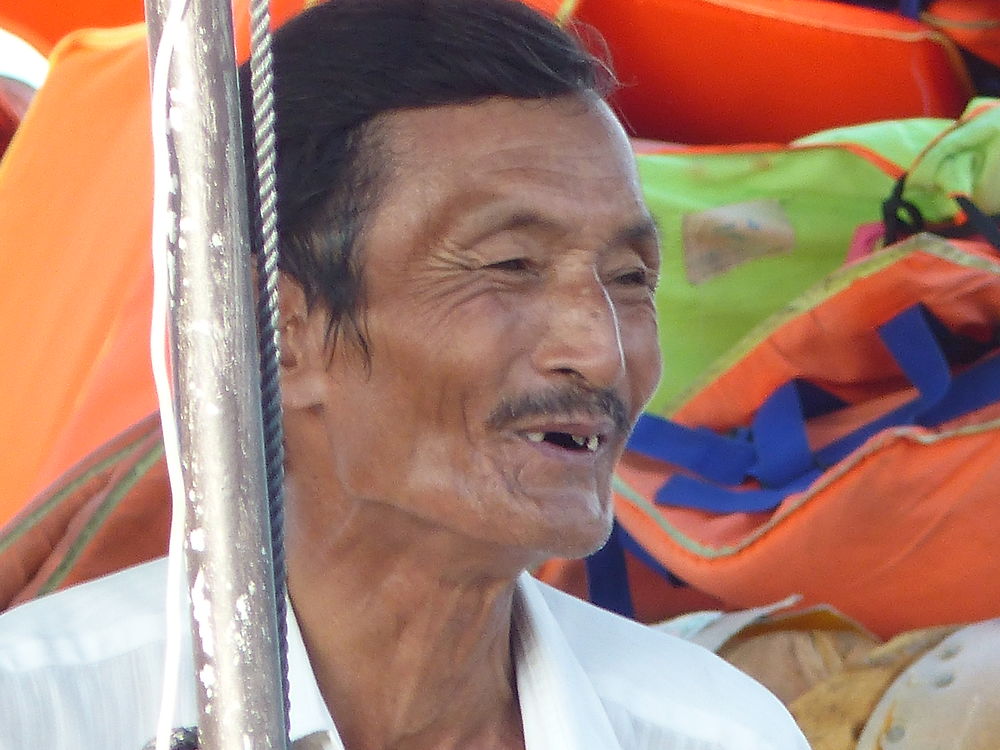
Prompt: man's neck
<box><xmin>286</xmin><ymin>502</ymin><xmax>530</xmax><ymax>750</ymax></box>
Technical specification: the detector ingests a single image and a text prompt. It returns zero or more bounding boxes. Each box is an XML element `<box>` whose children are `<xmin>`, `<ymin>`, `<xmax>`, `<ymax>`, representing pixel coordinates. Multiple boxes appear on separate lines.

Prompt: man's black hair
<box><xmin>238</xmin><ymin>0</ymin><xmax>612</xmax><ymax>354</ymax></box>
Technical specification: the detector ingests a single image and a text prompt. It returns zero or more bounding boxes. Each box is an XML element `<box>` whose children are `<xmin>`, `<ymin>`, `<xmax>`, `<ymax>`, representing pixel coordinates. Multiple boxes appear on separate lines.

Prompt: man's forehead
<box><xmin>358</xmin><ymin>94</ymin><xmax>653</xmax><ymax>269</ymax></box>
<box><xmin>379</xmin><ymin>93</ymin><xmax>632</xmax><ymax>173</ymax></box>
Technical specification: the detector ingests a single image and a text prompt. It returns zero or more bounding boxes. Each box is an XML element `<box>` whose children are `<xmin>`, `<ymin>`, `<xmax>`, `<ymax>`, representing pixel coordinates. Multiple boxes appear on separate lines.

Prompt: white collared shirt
<box><xmin>0</xmin><ymin>558</ymin><xmax>808</xmax><ymax>749</ymax></box>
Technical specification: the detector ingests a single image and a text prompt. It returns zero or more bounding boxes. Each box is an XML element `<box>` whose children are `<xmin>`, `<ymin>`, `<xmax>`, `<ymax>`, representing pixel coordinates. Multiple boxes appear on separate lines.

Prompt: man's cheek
<box><xmin>624</xmin><ymin>331</ymin><xmax>662</xmax><ymax>409</ymax></box>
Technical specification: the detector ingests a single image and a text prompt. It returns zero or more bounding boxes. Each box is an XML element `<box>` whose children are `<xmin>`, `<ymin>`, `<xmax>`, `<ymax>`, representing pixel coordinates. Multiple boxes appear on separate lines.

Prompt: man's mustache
<box><xmin>486</xmin><ymin>385</ymin><xmax>630</xmax><ymax>436</ymax></box>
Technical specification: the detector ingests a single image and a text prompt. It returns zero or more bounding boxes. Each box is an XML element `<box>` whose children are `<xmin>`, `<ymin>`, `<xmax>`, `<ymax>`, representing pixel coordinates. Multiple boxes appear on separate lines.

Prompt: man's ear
<box><xmin>278</xmin><ymin>273</ymin><xmax>328</xmax><ymax>411</ymax></box>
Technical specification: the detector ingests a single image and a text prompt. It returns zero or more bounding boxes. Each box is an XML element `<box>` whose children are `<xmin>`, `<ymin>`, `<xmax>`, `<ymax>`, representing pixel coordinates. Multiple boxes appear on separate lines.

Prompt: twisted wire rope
<box><xmin>248</xmin><ymin>0</ymin><xmax>291</xmax><ymax>744</ymax></box>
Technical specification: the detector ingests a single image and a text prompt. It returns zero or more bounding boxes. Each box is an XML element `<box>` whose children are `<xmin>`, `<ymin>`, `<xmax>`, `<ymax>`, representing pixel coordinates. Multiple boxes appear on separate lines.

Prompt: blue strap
<box><xmin>620</xmin><ymin>532</ymin><xmax>689</xmax><ymax>588</ymax></box>
<box><xmin>640</xmin><ymin>304</ymin><xmax>999</xmax><ymax>515</ymax></box>
<box><xmin>882</xmin><ymin>304</ymin><xmax>953</xmax><ymax>404</ymax></box>
<box><xmin>747</xmin><ymin>382</ymin><xmax>813</xmax><ymax>488</ymax></box>
<box><xmin>813</xmin><ymin>304</ymin><xmax>953</xmax><ymax>466</ymax></box>
<box><xmin>898</xmin><ymin>0</ymin><xmax>925</xmax><ymax>20</ymax></box>
<box><xmin>584</xmin><ymin>520</ymin><xmax>635</xmax><ymax>618</ymax></box>
<box><xmin>918</xmin><ymin>349</ymin><xmax>1000</xmax><ymax>426</ymax></box>
<box><xmin>584</xmin><ymin>521</ymin><xmax>689</xmax><ymax>618</ymax></box>
<box><xmin>630</xmin><ymin>306</ymin><xmax>952</xmax><ymax>489</ymax></box>
<box><xmin>655</xmin><ymin>471</ymin><xmax>817</xmax><ymax>513</ymax></box>
<box><xmin>749</xmin><ymin>380</ymin><xmax>846</xmax><ymax>487</ymax></box>
<box><xmin>657</xmin><ymin>461</ymin><xmax>821</xmax><ymax>513</ymax></box>
<box><xmin>627</xmin><ymin>414</ymin><xmax>755</xmax><ymax>485</ymax></box>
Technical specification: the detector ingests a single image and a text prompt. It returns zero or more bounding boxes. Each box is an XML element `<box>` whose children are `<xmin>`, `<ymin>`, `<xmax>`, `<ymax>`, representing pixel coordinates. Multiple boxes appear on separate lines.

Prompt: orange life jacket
<box><xmin>574</xmin><ymin>0</ymin><xmax>974</xmax><ymax>143</ymax></box>
<box><xmin>605</xmin><ymin>232</ymin><xmax>1000</xmax><ymax>638</ymax></box>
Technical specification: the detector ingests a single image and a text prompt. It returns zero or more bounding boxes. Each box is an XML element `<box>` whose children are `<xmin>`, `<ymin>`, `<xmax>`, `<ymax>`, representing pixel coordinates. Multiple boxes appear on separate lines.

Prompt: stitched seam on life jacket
<box><xmin>35</xmin><ymin>439</ymin><xmax>165</xmax><ymax>596</ymax></box>
<box><xmin>0</xmin><ymin>430</ymin><xmax>155</xmax><ymax>554</ymax></box>
<box><xmin>612</xmin><ymin>474</ymin><xmax>736</xmax><ymax>557</ymax></box>
<box><xmin>614</xmin><ymin>416</ymin><xmax>1000</xmax><ymax>560</ymax></box>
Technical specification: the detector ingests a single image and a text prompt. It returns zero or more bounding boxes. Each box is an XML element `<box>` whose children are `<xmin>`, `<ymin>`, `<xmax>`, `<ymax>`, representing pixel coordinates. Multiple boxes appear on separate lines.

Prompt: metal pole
<box><xmin>143</xmin><ymin>0</ymin><xmax>289</xmax><ymax>747</ymax></box>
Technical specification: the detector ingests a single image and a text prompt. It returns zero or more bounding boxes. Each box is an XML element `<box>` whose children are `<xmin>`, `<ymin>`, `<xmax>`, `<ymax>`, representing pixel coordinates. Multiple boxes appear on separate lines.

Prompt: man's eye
<box><xmin>614</xmin><ymin>268</ymin><xmax>654</xmax><ymax>287</ymax></box>
<box><xmin>486</xmin><ymin>258</ymin><xmax>531</xmax><ymax>272</ymax></box>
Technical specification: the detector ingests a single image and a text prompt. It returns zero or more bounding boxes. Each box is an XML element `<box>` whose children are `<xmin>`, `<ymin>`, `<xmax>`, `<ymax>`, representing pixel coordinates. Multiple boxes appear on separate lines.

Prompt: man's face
<box><xmin>284</xmin><ymin>94</ymin><xmax>661</xmax><ymax>564</ymax></box>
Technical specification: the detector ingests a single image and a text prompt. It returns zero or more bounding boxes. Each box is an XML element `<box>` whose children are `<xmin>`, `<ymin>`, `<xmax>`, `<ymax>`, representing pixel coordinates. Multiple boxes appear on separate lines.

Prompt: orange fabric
<box><xmin>0</xmin><ymin>0</ymin><xmax>568</xmax><ymax>58</ymax></box>
<box><xmin>0</xmin><ymin>2</ymin><xmax>144</xmax><ymax>54</ymax></box>
<box><xmin>230</xmin><ymin>0</ymin><xmax>568</xmax><ymax>60</ymax></box>
<box><xmin>574</xmin><ymin>0</ymin><xmax>973</xmax><ymax>143</ymax></box>
<box><xmin>0</xmin><ymin>414</ymin><xmax>168</xmax><ymax>611</ymax></box>
<box><xmin>0</xmin><ymin>27</ymin><xmax>157</xmax><ymax>525</ymax></box>
<box><xmin>617</xmin><ymin>409</ymin><xmax>1000</xmax><ymax>638</ymax></box>
<box><xmin>925</xmin><ymin>0</ymin><xmax>1000</xmax><ymax>67</ymax></box>
<box><xmin>612</xmin><ymin>238</ymin><xmax>1000</xmax><ymax>638</ymax></box>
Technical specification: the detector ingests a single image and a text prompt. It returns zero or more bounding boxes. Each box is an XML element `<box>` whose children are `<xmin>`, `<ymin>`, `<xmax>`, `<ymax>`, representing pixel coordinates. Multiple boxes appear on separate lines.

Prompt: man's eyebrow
<box><xmin>611</xmin><ymin>216</ymin><xmax>660</xmax><ymax>249</ymax></box>
<box><xmin>440</xmin><ymin>205</ymin><xmax>561</xmax><ymax>249</ymax></box>
<box><xmin>493</xmin><ymin>210</ymin><xmax>562</xmax><ymax>234</ymax></box>
<box><xmin>493</xmin><ymin>212</ymin><xmax>660</xmax><ymax>245</ymax></box>
<box><xmin>448</xmin><ymin>205</ymin><xmax>662</xmax><ymax>252</ymax></box>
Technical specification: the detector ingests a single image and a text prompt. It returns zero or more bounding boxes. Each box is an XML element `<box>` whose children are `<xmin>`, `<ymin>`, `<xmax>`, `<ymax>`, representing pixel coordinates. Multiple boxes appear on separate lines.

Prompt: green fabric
<box><xmin>905</xmin><ymin>98</ymin><xmax>1000</xmax><ymax>218</ymax></box>
<box><xmin>793</xmin><ymin>117</ymin><xmax>952</xmax><ymax>166</ymax></box>
<box><xmin>636</xmin><ymin>99</ymin><xmax>999</xmax><ymax>414</ymax></box>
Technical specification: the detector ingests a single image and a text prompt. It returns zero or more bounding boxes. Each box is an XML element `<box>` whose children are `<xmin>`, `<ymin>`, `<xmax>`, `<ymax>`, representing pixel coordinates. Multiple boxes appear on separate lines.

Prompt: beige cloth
<box><xmin>718</xmin><ymin>608</ymin><xmax>881</xmax><ymax>706</ymax></box>
<box><xmin>682</xmin><ymin>605</ymin><xmax>1000</xmax><ymax>750</ymax></box>
<box><xmin>787</xmin><ymin>626</ymin><xmax>956</xmax><ymax>750</ymax></box>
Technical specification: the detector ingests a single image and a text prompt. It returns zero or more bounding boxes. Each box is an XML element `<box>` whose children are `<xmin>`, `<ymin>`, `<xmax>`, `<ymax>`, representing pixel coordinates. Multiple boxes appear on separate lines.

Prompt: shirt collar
<box><xmin>513</xmin><ymin>573</ymin><xmax>624</xmax><ymax>750</ymax></box>
<box><xmin>285</xmin><ymin>598</ymin><xmax>340</xmax><ymax>746</ymax></box>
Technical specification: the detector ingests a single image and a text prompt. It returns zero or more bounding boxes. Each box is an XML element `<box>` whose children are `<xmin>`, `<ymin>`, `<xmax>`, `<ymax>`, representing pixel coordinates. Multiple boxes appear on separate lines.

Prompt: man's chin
<box><xmin>539</xmin><ymin>501</ymin><xmax>615</xmax><ymax>561</ymax></box>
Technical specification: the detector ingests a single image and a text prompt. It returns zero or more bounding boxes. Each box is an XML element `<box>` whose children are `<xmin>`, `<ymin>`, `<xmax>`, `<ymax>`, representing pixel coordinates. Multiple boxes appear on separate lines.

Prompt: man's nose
<box><xmin>532</xmin><ymin>269</ymin><xmax>626</xmax><ymax>389</ymax></box>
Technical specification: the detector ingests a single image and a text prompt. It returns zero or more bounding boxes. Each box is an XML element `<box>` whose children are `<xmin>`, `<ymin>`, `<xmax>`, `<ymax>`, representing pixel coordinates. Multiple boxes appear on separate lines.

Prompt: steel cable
<box><xmin>247</xmin><ymin>0</ymin><xmax>291</xmax><ymax>745</ymax></box>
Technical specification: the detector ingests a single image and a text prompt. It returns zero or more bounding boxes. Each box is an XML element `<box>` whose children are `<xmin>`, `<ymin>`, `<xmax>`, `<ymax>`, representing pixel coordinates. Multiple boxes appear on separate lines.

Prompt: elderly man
<box><xmin>0</xmin><ymin>1</ymin><xmax>809</xmax><ymax>748</ymax></box>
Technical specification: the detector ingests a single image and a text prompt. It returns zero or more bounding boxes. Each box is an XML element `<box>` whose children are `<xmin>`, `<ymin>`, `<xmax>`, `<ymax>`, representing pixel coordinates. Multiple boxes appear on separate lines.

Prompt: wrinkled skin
<box><xmin>281</xmin><ymin>93</ymin><xmax>661</xmax><ymax>570</ymax></box>
<box><xmin>278</xmin><ymin>93</ymin><xmax>662</xmax><ymax>750</ymax></box>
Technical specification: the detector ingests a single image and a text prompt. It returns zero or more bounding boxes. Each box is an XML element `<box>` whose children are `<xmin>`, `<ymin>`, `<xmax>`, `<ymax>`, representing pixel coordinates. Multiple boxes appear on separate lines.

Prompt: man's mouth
<box><xmin>523</xmin><ymin>431</ymin><xmax>602</xmax><ymax>453</ymax></box>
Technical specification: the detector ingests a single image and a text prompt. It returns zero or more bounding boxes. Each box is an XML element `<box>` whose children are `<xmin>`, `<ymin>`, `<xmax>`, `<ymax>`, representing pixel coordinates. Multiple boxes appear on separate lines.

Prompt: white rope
<box><xmin>149</xmin><ymin>1</ymin><xmax>193</xmax><ymax>747</ymax></box>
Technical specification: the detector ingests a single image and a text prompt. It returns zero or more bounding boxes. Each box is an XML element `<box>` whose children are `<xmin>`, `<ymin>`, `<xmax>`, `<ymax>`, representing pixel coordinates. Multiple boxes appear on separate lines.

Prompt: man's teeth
<box><xmin>524</xmin><ymin>432</ymin><xmax>600</xmax><ymax>452</ymax></box>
